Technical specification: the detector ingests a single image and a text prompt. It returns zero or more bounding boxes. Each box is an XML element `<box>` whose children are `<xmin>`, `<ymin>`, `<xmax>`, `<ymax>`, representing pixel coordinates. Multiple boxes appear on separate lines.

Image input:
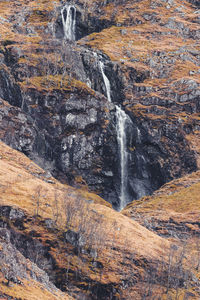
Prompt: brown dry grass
<box><xmin>80</xmin><ymin>0</ymin><xmax>200</xmax><ymax>104</ymax></box>
<box><xmin>0</xmin><ymin>141</ymin><xmax>110</xmax><ymax>220</ymax></box>
<box><xmin>0</xmin><ymin>141</ymin><xmax>167</xmax><ymax>258</ymax></box>
<box><xmin>0</xmin><ymin>275</ymin><xmax>71</xmax><ymax>300</ymax></box>
<box><xmin>0</xmin><ymin>141</ymin><xmax>172</xmax><ymax>298</ymax></box>
<box><xmin>124</xmin><ymin>170</ymin><xmax>200</xmax><ymax>225</ymax></box>
<box><xmin>123</xmin><ymin>171</ymin><xmax>200</xmax><ymax>300</ymax></box>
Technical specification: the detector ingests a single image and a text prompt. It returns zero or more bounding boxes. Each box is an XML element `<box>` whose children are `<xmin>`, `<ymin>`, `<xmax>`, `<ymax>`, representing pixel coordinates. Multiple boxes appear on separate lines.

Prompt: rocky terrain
<box><xmin>0</xmin><ymin>141</ymin><xmax>171</xmax><ymax>299</ymax></box>
<box><xmin>0</xmin><ymin>0</ymin><xmax>200</xmax><ymax>298</ymax></box>
<box><xmin>1</xmin><ymin>0</ymin><xmax>200</xmax><ymax>208</ymax></box>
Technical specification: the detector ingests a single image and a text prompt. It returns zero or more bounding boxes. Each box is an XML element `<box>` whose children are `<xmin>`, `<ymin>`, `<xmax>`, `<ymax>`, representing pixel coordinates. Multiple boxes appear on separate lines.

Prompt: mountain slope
<box><xmin>0</xmin><ymin>0</ymin><xmax>200</xmax><ymax>298</ymax></box>
<box><xmin>124</xmin><ymin>170</ymin><xmax>200</xmax><ymax>237</ymax></box>
<box><xmin>123</xmin><ymin>171</ymin><xmax>200</xmax><ymax>299</ymax></box>
<box><xmin>0</xmin><ymin>140</ymin><xmax>180</xmax><ymax>299</ymax></box>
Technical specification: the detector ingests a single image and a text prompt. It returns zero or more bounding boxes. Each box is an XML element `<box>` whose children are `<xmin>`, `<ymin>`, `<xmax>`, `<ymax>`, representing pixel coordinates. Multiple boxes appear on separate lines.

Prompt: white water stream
<box><xmin>116</xmin><ymin>106</ymin><xmax>131</xmax><ymax>210</ymax></box>
<box><xmin>61</xmin><ymin>5</ymin><xmax>76</xmax><ymax>41</ymax></box>
<box><xmin>99</xmin><ymin>61</ymin><xmax>112</xmax><ymax>102</ymax></box>
<box><xmin>59</xmin><ymin>12</ymin><xmax>144</xmax><ymax>209</ymax></box>
<box><xmin>99</xmin><ymin>61</ymin><xmax>131</xmax><ymax>210</ymax></box>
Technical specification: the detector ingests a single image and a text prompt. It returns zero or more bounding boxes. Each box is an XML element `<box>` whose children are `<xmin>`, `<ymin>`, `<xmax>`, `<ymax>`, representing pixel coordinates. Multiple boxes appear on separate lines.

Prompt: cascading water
<box><xmin>99</xmin><ymin>61</ymin><xmax>111</xmax><ymax>102</ymax></box>
<box><xmin>61</xmin><ymin>5</ymin><xmax>76</xmax><ymax>41</ymax></box>
<box><xmin>99</xmin><ymin>60</ymin><xmax>131</xmax><ymax>210</ymax></box>
<box><xmin>137</xmin><ymin>127</ymin><xmax>141</xmax><ymax>143</ymax></box>
<box><xmin>116</xmin><ymin>106</ymin><xmax>130</xmax><ymax>210</ymax></box>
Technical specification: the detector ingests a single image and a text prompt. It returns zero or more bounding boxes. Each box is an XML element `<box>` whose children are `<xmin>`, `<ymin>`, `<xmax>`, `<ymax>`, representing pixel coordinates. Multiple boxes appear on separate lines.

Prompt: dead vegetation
<box><xmin>1</xmin><ymin>141</ymin><xmax>195</xmax><ymax>299</ymax></box>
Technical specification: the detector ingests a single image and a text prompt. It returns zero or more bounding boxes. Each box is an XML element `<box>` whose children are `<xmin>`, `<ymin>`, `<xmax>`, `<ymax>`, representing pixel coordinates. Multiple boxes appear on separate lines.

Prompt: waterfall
<box><xmin>116</xmin><ymin>106</ymin><xmax>131</xmax><ymax>210</ymax></box>
<box><xmin>137</xmin><ymin>127</ymin><xmax>141</xmax><ymax>143</ymax></box>
<box><xmin>99</xmin><ymin>60</ymin><xmax>131</xmax><ymax>210</ymax></box>
<box><xmin>61</xmin><ymin>5</ymin><xmax>76</xmax><ymax>41</ymax></box>
<box><xmin>99</xmin><ymin>61</ymin><xmax>111</xmax><ymax>102</ymax></box>
<box><xmin>86</xmin><ymin>78</ymin><xmax>92</xmax><ymax>88</ymax></box>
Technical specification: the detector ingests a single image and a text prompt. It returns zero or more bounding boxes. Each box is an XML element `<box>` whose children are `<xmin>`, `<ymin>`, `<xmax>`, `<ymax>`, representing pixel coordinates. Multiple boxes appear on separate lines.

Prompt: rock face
<box><xmin>55</xmin><ymin>4</ymin><xmax>113</xmax><ymax>41</ymax></box>
<box><xmin>0</xmin><ymin>0</ymin><xmax>199</xmax><ymax>208</ymax></box>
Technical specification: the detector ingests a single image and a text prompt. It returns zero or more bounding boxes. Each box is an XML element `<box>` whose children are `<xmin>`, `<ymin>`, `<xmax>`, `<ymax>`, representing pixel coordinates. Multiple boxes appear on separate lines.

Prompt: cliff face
<box><xmin>0</xmin><ymin>0</ymin><xmax>200</xmax><ymax>209</ymax></box>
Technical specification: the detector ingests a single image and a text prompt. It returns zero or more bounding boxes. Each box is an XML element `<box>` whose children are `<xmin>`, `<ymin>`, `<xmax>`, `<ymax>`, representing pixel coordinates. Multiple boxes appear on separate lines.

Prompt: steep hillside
<box><xmin>124</xmin><ymin>171</ymin><xmax>200</xmax><ymax>299</ymax></box>
<box><xmin>0</xmin><ymin>141</ymin><xmax>185</xmax><ymax>299</ymax></box>
<box><xmin>124</xmin><ymin>170</ymin><xmax>200</xmax><ymax>238</ymax></box>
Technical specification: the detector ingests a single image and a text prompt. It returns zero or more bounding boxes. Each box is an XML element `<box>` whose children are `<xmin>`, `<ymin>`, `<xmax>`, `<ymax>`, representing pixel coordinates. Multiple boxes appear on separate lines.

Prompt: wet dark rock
<box><xmin>55</xmin><ymin>4</ymin><xmax>113</xmax><ymax>41</ymax></box>
<box><xmin>80</xmin><ymin>49</ymin><xmax>125</xmax><ymax>104</ymax></box>
<box><xmin>0</xmin><ymin>206</ymin><xmax>25</xmax><ymax>222</ymax></box>
<box><xmin>0</xmin><ymin>27</ymin><xmax>198</xmax><ymax>209</ymax></box>
<box><xmin>187</xmin><ymin>0</ymin><xmax>200</xmax><ymax>8</ymax></box>
<box><xmin>65</xmin><ymin>229</ymin><xmax>80</xmax><ymax>247</ymax></box>
<box><xmin>21</xmin><ymin>86</ymin><xmax>119</xmax><ymax>206</ymax></box>
<box><xmin>0</xmin><ymin>68</ymin><xmax>22</xmax><ymax>107</ymax></box>
<box><xmin>0</xmin><ymin>98</ymin><xmax>42</xmax><ymax>157</ymax></box>
<box><xmin>0</xmin><ymin>225</ymin><xmax>59</xmax><ymax>292</ymax></box>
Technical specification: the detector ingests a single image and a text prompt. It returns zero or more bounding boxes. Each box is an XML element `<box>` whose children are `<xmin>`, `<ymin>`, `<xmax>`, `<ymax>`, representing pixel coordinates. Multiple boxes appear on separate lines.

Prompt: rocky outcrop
<box><xmin>0</xmin><ymin>44</ymin><xmax>197</xmax><ymax>209</ymax></box>
<box><xmin>0</xmin><ymin>98</ymin><xmax>40</xmax><ymax>156</ymax></box>
<box><xmin>55</xmin><ymin>4</ymin><xmax>113</xmax><ymax>41</ymax></box>
<box><xmin>0</xmin><ymin>0</ymin><xmax>199</xmax><ymax>210</ymax></box>
<box><xmin>0</xmin><ymin>67</ymin><xmax>22</xmax><ymax>107</ymax></box>
<box><xmin>21</xmin><ymin>85</ymin><xmax>122</xmax><ymax>205</ymax></box>
<box><xmin>187</xmin><ymin>0</ymin><xmax>200</xmax><ymax>8</ymax></box>
<box><xmin>80</xmin><ymin>49</ymin><xmax>125</xmax><ymax>104</ymax></box>
<box><xmin>125</xmin><ymin>108</ymin><xmax>197</xmax><ymax>197</ymax></box>
<box><xmin>0</xmin><ymin>212</ymin><xmax>62</xmax><ymax>299</ymax></box>
<box><xmin>123</xmin><ymin>170</ymin><xmax>200</xmax><ymax>238</ymax></box>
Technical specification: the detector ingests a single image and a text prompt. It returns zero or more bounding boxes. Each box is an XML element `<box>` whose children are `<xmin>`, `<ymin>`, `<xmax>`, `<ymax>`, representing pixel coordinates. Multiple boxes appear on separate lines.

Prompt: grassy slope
<box><xmin>0</xmin><ymin>276</ymin><xmax>71</xmax><ymax>300</ymax></box>
<box><xmin>123</xmin><ymin>170</ymin><xmax>200</xmax><ymax>222</ymax></box>
<box><xmin>83</xmin><ymin>0</ymin><xmax>200</xmax><ymax>83</ymax></box>
<box><xmin>123</xmin><ymin>171</ymin><xmax>200</xmax><ymax>299</ymax></box>
<box><xmin>0</xmin><ymin>141</ymin><xmax>172</xmax><ymax>299</ymax></box>
<box><xmin>81</xmin><ymin>0</ymin><xmax>200</xmax><ymax>141</ymax></box>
